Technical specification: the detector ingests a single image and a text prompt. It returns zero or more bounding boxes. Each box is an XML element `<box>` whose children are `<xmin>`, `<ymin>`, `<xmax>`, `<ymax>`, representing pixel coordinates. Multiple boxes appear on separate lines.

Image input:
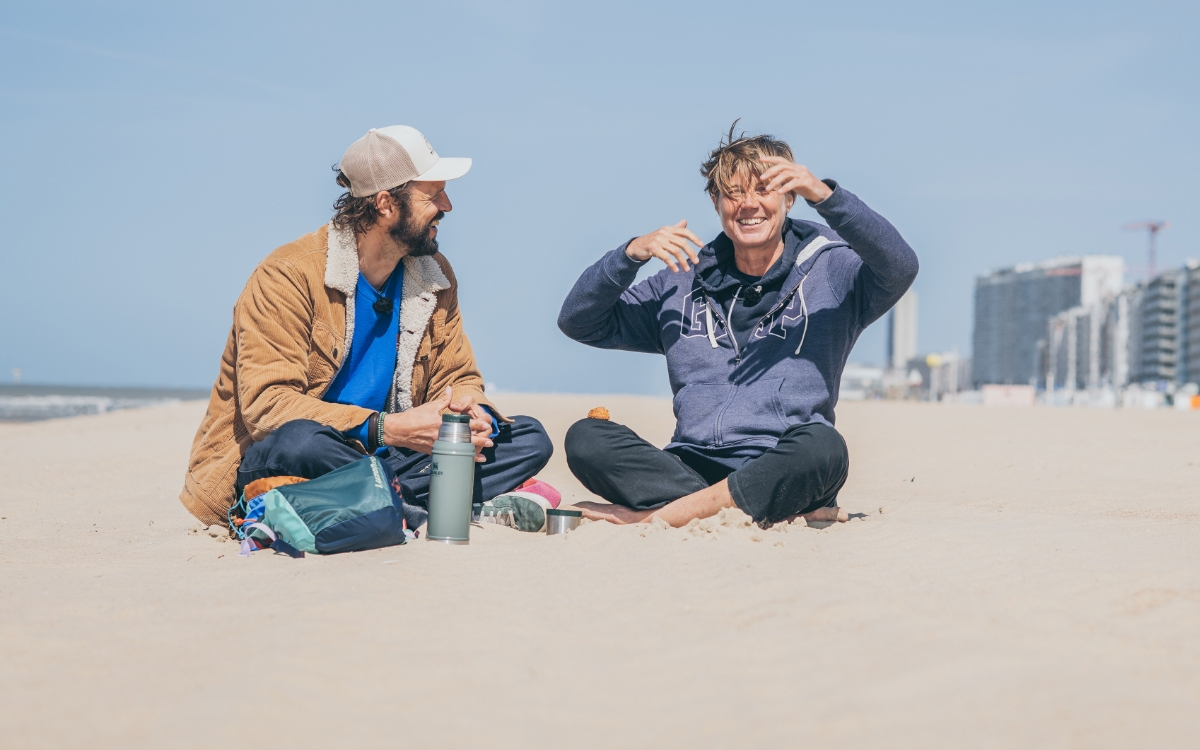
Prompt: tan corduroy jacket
<box><xmin>180</xmin><ymin>223</ymin><xmax>499</xmax><ymax>527</ymax></box>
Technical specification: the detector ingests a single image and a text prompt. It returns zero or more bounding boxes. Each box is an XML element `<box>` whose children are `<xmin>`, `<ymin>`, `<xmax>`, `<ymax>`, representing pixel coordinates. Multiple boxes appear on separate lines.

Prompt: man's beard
<box><xmin>389</xmin><ymin>210</ymin><xmax>443</xmax><ymax>257</ymax></box>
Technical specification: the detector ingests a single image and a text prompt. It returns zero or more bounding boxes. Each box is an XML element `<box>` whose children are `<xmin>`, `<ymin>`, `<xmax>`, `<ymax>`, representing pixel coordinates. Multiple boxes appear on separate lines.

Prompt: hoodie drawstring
<box><xmin>726</xmin><ymin>287</ymin><xmax>742</xmax><ymax>330</ymax></box>
<box><xmin>704</xmin><ymin>302</ymin><xmax>719</xmax><ymax>349</ymax></box>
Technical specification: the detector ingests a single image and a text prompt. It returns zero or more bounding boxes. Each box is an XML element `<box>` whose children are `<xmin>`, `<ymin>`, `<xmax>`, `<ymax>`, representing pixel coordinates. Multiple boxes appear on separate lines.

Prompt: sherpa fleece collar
<box><xmin>324</xmin><ymin>223</ymin><xmax>450</xmax><ymax>412</ymax></box>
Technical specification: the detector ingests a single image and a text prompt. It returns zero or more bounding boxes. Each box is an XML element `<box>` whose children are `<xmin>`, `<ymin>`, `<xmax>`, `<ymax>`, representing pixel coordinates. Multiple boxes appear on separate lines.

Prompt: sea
<box><xmin>0</xmin><ymin>384</ymin><xmax>209</xmax><ymax>422</ymax></box>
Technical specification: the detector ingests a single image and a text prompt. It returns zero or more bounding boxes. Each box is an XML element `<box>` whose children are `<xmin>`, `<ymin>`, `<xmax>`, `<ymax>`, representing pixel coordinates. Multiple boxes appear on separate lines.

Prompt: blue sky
<box><xmin>1</xmin><ymin>1</ymin><xmax>1197</xmax><ymax>394</ymax></box>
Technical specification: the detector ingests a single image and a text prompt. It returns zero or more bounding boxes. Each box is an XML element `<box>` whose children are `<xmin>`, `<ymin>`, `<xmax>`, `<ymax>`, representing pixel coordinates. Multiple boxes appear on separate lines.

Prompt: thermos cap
<box><xmin>436</xmin><ymin>412</ymin><xmax>473</xmax><ymax>443</ymax></box>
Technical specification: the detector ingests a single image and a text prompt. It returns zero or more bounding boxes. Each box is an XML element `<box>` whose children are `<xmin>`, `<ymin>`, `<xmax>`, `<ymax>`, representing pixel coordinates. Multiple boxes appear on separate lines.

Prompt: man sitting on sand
<box><xmin>558</xmin><ymin>125</ymin><xmax>918</xmax><ymax>528</ymax></box>
<box><xmin>180</xmin><ymin>126</ymin><xmax>552</xmax><ymax>529</ymax></box>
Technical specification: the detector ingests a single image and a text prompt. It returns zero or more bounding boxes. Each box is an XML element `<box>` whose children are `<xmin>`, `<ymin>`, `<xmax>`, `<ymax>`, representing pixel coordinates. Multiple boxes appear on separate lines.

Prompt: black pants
<box><xmin>564</xmin><ymin>418</ymin><xmax>848</xmax><ymax>525</ymax></box>
<box><xmin>236</xmin><ymin>416</ymin><xmax>553</xmax><ymax>528</ymax></box>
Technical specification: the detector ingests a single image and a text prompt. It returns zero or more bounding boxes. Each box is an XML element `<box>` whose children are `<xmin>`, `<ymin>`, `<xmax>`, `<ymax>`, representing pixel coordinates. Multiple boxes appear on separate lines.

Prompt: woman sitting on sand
<box><xmin>557</xmin><ymin>125</ymin><xmax>918</xmax><ymax>528</ymax></box>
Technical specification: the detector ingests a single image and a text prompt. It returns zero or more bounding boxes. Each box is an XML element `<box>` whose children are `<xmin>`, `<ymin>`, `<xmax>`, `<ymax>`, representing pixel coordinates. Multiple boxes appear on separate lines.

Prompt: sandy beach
<box><xmin>1</xmin><ymin>394</ymin><xmax>1197</xmax><ymax>748</ymax></box>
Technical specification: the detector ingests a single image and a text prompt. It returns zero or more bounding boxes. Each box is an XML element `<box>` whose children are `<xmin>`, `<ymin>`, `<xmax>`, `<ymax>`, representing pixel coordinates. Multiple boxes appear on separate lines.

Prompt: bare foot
<box><xmin>796</xmin><ymin>506</ymin><xmax>849</xmax><ymax>524</ymax></box>
<box><xmin>573</xmin><ymin>501</ymin><xmax>654</xmax><ymax>525</ymax></box>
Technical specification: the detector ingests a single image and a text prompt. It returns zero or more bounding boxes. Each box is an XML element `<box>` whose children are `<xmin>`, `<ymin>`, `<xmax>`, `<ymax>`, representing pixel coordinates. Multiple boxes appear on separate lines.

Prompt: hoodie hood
<box><xmin>696</xmin><ymin>219</ymin><xmax>824</xmax><ymax>296</ymax></box>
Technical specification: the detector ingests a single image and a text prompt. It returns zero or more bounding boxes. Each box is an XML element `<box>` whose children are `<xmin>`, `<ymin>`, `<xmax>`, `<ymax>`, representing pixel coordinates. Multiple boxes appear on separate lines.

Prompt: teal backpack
<box><xmin>235</xmin><ymin>456</ymin><xmax>408</xmax><ymax>555</ymax></box>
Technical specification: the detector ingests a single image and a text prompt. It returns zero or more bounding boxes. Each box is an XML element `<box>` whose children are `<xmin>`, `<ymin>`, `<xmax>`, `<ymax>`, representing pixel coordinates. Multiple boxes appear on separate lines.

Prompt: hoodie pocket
<box><xmin>716</xmin><ymin>378</ymin><xmax>791</xmax><ymax>445</ymax></box>
<box><xmin>672</xmin><ymin>379</ymin><xmax>791</xmax><ymax>447</ymax></box>
<box><xmin>671</xmin><ymin>383</ymin><xmax>734</xmax><ymax>446</ymax></box>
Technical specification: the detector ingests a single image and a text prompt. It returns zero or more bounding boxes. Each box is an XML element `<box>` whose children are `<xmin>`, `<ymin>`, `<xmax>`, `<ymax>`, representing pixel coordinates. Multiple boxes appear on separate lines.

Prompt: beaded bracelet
<box><xmin>376</xmin><ymin>410</ymin><xmax>388</xmax><ymax>451</ymax></box>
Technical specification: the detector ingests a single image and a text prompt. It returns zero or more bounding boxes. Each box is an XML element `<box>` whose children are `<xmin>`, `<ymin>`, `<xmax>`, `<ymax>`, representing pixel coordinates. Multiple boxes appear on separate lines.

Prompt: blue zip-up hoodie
<box><xmin>557</xmin><ymin>182</ymin><xmax>918</xmax><ymax>456</ymax></box>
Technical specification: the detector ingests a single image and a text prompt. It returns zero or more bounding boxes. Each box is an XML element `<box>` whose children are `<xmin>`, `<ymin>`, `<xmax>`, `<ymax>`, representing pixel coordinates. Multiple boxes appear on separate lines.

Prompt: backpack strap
<box><xmin>238</xmin><ymin>522</ymin><xmax>275</xmax><ymax>557</ymax></box>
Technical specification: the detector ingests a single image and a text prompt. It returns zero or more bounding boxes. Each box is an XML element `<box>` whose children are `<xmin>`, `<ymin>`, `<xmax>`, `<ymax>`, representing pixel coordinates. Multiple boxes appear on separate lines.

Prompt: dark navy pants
<box><xmin>237</xmin><ymin>416</ymin><xmax>553</xmax><ymax>529</ymax></box>
<box><xmin>564</xmin><ymin>417</ymin><xmax>848</xmax><ymax>526</ymax></box>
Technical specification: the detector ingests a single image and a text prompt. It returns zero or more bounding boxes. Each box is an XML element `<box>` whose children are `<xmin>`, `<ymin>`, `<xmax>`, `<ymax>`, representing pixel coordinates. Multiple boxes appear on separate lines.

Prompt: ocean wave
<box><xmin>0</xmin><ymin>395</ymin><xmax>182</xmax><ymax>422</ymax></box>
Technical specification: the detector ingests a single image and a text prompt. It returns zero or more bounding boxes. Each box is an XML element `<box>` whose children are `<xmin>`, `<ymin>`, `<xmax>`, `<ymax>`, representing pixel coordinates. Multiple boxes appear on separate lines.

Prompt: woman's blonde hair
<box><xmin>700</xmin><ymin>120</ymin><xmax>794</xmax><ymax>198</ymax></box>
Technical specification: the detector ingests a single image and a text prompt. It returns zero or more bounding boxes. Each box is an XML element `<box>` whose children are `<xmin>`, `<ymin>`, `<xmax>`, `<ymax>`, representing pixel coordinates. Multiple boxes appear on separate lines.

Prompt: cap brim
<box><xmin>416</xmin><ymin>157</ymin><xmax>471</xmax><ymax>182</ymax></box>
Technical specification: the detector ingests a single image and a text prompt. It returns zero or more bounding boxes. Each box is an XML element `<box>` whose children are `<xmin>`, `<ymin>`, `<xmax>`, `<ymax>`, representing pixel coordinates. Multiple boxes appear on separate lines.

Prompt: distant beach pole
<box><xmin>11</xmin><ymin>368</ymin><xmax>20</xmax><ymax>384</ymax></box>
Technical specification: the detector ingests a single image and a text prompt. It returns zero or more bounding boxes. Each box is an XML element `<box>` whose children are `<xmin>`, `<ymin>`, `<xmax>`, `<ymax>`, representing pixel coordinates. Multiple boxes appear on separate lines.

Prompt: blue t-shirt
<box><xmin>324</xmin><ymin>264</ymin><xmax>404</xmax><ymax>445</ymax></box>
<box><xmin>324</xmin><ymin>262</ymin><xmax>496</xmax><ymax>448</ymax></box>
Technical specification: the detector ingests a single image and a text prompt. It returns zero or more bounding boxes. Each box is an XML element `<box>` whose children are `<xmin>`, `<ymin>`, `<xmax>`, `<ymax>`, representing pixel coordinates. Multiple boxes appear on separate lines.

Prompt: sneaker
<box><xmin>490</xmin><ymin>492</ymin><xmax>553</xmax><ymax>532</ymax></box>
<box><xmin>516</xmin><ymin>477</ymin><xmax>561</xmax><ymax>508</ymax></box>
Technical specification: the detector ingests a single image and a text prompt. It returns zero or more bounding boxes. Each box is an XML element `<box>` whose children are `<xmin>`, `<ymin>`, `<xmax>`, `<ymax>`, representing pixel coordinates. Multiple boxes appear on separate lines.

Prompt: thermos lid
<box><xmin>546</xmin><ymin>509</ymin><xmax>582</xmax><ymax>517</ymax></box>
<box><xmin>442</xmin><ymin>414</ymin><xmax>470</xmax><ymax>423</ymax></box>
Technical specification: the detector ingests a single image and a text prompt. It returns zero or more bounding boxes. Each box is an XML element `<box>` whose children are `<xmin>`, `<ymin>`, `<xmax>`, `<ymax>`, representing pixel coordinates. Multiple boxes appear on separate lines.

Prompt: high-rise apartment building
<box><xmin>1046</xmin><ymin>293</ymin><xmax>1131</xmax><ymax>392</ymax></box>
<box><xmin>1121</xmin><ymin>284</ymin><xmax>1144</xmax><ymax>387</ymax></box>
<box><xmin>973</xmin><ymin>256</ymin><xmax>1124</xmax><ymax>387</ymax></box>
<box><xmin>1108</xmin><ymin>287</ymin><xmax>1135</xmax><ymax>388</ymax></box>
<box><xmin>1185</xmin><ymin>262</ymin><xmax>1200</xmax><ymax>385</ymax></box>
<box><xmin>1045</xmin><ymin>263</ymin><xmax>1197</xmax><ymax>393</ymax></box>
<box><xmin>1122</xmin><ymin>263</ymin><xmax>1196</xmax><ymax>387</ymax></box>
<box><xmin>886</xmin><ymin>289</ymin><xmax>918</xmax><ymax>371</ymax></box>
<box><xmin>1133</xmin><ymin>268</ymin><xmax>1185</xmax><ymax>384</ymax></box>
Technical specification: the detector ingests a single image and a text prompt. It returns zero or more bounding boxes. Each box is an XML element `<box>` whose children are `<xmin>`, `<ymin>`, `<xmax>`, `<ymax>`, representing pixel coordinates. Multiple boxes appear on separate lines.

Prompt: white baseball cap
<box><xmin>338</xmin><ymin>125</ymin><xmax>472</xmax><ymax>197</ymax></box>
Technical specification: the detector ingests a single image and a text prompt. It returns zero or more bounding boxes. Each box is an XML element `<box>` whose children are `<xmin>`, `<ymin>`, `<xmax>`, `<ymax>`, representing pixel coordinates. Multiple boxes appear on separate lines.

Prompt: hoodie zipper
<box><xmin>704</xmin><ymin>273</ymin><xmax>806</xmax><ymax>367</ymax></box>
<box><xmin>700</xmin><ymin>278</ymin><xmax>804</xmax><ymax>446</ymax></box>
<box><xmin>698</xmin><ymin>237</ymin><xmax>829</xmax><ymax>445</ymax></box>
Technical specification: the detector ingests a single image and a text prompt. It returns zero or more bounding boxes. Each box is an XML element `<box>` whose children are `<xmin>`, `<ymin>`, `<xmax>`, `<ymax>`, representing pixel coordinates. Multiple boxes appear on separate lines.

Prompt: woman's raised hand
<box><xmin>758</xmin><ymin>156</ymin><xmax>832</xmax><ymax>204</ymax></box>
<box><xmin>625</xmin><ymin>220</ymin><xmax>704</xmax><ymax>273</ymax></box>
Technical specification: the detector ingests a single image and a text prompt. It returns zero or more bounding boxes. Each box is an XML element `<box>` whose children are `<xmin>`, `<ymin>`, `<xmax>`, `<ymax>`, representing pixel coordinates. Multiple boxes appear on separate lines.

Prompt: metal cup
<box><xmin>545</xmin><ymin>508</ymin><xmax>583</xmax><ymax>535</ymax></box>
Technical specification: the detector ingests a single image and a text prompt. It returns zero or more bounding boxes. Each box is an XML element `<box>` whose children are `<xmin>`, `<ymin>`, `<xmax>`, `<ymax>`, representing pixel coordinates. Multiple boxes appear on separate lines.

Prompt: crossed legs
<box><xmin>564</xmin><ymin>417</ymin><xmax>849</xmax><ymax>527</ymax></box>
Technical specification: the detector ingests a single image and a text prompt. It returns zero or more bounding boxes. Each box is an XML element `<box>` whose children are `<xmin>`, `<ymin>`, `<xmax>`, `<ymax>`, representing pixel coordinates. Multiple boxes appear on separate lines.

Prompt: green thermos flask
<box><xmin>427</xmin><ymin>413</ymin><xmax>476</xmax><ymax>544</ymax></box>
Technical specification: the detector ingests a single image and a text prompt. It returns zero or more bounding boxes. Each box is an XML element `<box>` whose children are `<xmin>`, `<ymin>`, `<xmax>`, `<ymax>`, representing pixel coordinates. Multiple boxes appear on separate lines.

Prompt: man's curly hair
<box><xmin>700</xmin><ymin>120</ymin><xmax>794</xmax><ymax>198</ymax></box>
<box><xmin>330</xmin><ymin>168</ymin><xmax>412</xmax><ymax>235</ymax></box>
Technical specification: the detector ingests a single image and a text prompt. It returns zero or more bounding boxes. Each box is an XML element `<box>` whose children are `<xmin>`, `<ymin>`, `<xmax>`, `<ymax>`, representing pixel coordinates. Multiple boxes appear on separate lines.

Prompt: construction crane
<box><xmin>1124</xmin><ymin>220</ymin><xmax>1170</xmax><ymax>279</ymax></box>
